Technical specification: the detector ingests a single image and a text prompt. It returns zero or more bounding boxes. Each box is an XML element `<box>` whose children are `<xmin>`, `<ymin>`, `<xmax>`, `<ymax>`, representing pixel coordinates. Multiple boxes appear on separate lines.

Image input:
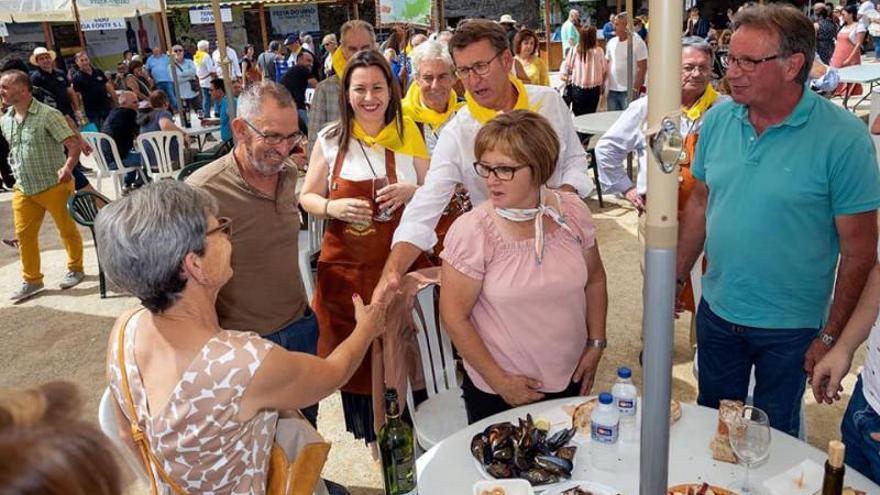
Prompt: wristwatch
<box><xmin>587</xmin><ymin>338</ymin><xmax>608</xmax><ymax>349</ymax></box>
<box><xmin>817</xmin><ymin>331</ymin><xmax>836</xmax><ymax>347</ymax></box>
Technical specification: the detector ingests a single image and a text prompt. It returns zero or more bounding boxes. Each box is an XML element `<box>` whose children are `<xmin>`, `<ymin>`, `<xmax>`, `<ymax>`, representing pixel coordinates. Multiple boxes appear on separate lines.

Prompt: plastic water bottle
<box><xmin>591</xmin><ymin>392</ymin><xmax>620</xmax><ymax>471</ymax></box>
<box><xmin>612</xmin><ymin>367</ymin><xmax>638</xmax><ymax>443</ymax></box>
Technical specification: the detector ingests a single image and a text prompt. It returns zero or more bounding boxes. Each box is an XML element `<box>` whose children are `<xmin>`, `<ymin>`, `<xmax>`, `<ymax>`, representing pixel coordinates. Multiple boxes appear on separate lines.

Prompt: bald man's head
<box><xmin>118</xmin><ymin>91</ymin><xmax>138</xmax><ymax>109</ymax></box>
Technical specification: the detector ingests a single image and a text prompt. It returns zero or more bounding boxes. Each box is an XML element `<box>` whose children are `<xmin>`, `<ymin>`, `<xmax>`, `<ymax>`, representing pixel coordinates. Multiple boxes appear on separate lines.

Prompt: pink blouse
<box><xmin>563</xmin><ymin>47</ymin><xmax>607</xmax><ymax>90</ymax></box>
<box><xmin>440</xmin><ymin>192</ymin><xmax>596</xmax><ymax>394</ymax></box>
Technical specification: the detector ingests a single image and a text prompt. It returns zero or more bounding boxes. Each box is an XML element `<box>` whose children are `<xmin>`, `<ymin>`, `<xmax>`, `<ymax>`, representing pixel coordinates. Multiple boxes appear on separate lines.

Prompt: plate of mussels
<box><xmin>470</xmin><ymin>414</ymin><xmax>580</xmax><ymax>490</ymax></box>
<box><xmin>544</xmin><ymin>480</ymin><xmax>624</xmax><ymax>495</ymax></box>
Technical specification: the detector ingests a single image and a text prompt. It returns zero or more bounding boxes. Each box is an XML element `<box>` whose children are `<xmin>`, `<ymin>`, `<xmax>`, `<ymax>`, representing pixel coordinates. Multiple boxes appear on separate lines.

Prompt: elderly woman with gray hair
<box><xmin>97</xmin><ymin>181</ymin><xmax>386</xmax><ymax>494</ymax></box>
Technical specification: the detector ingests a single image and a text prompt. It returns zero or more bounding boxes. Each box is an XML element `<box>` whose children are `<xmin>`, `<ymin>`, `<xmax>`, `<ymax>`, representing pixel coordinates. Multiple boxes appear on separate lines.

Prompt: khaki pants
<box><xmin>13</xmin><ymin>181</ymin><xmax>83</xmax><ymax>283</ymax></box>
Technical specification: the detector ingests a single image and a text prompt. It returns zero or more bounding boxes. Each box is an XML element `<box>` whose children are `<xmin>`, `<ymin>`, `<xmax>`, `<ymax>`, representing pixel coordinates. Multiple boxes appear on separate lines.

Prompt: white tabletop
<box><xmin>837</xmin><ymin>64</ymin><xmax>880</xmax><ymax>84</ymax></box>
<box><xmin>415</xmin><ymin>397</ymin><xmax>880</xmax><ymax>494</ymax></box>
<box><xmin>573</xmin><ymin>111</ymin><xmax>624</xmax><ymax>136</ymax></box>
<box><xmin>178</xmin><ymin>118</ymin><xmax>220</xmax><ymax>137</ymax></box>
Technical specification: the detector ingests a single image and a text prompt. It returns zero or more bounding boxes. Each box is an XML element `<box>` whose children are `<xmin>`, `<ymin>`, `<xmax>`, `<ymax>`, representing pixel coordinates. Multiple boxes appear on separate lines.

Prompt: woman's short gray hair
<box><xmin>411</xmin><ymin>40</ymin><xmax>454</xmax><ymax>77</ymax></box>
<box><xmin>197</xmin><ymin>40</ymin><xmax>210</xmax><ymax>51</ymax></box>
<box><xmin>95</xmin><ymin>181</ymin><xmax>218</xmax><ymax>313</ymax></box>
<box><xmin>237</xmin><ymin>80</ymin><xmax>296</xmax><ymax>122</ymax></box>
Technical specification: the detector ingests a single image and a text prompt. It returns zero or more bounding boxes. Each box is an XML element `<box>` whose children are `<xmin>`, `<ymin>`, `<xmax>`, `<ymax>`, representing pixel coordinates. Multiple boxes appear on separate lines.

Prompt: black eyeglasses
<box><xmin>243</xmin><ymin>119</ymin><xmax>305</xmax><ymax>147</ymax></box>
<box><xmin>454</xmin><ymin>51</ymin><xmax>504</xmax><ymax>80</ymax></box>
<box><xmin>206</xmin><ymin>217</ymin><xmax>232</xmax><ymax>237</ymax></box>
<box><xmin>473</xmin><ymin>161</ymin><xmax>531</xmax><ymax>181</ymax></box>
<box><xmin>727</xmin><ymin>53</ymin><xmax>781</xmax><ymax>72</ymax></box>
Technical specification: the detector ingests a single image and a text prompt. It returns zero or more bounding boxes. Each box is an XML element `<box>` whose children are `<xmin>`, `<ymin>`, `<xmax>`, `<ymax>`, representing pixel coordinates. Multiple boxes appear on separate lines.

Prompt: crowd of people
<box><xmin>2</xmin><ymin>2</ymin><xmax>880</xmax><ymax>494</ymax></box>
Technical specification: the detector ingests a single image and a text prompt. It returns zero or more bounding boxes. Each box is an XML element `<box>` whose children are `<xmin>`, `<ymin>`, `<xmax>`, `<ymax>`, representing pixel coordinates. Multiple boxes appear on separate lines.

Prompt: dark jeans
<box><xmin>262</xmin><ymin>307</ymin><xmax>320</xmax><ymax>427</ymax></box>
<box><xmin>571</xmin><ymin>86</ymin><xmax>601</xmax><ymax>117</ymax></box>
<box><xmin>107</xmin><ymin>151</ymin><xmax>144</xmax><ymax>187</ymax></box>
<box><xmin>842</xmin><ymin>376</ymin><xmax>880</xmax><ymax>484</ymax></box>
<box><xmin>0</xmin><ymin>135</ymin><xmax>14</xmax><ymax>188</ymax></box>
<box><xmin>696</xmin><ymin>298</ymin><xmax>817</xmax><ymax>437</ymax></box>
<box><xmin>607</xmin><ymin>90</ymin><xmax>629</xmax><ymax>111</ymax></box>
<box><xmin>155</xmin><ymin>81</ymin><xmax>178</xmax><ymax>110</ymax></box>
<box><xmin>461</xmin><ymin>371</ymin><xmax>582</xmax><ymax>424</ymax></box>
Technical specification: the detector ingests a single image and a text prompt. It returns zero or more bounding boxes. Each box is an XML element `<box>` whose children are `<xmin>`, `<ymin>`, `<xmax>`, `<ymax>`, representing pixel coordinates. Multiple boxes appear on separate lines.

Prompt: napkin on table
<box><xmin>762</xmin><ymin>459</ymin><xmax>824</xmax><ymax>495</ymax></box>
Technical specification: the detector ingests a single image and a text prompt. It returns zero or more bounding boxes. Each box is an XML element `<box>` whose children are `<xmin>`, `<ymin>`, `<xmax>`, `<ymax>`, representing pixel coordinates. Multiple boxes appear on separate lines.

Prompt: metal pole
<box><xmin>211</xmin><ymin>0</ymin><xmax>236</xmax><ymax>123</ymax></box>
<box><xmin>639</xmin><ymin>0</ymin><xmax>682</xmax><ymax>492</ymax></box>
<box><xmin>160</xmin><ymin>1</ymin><xmax>188</xmax><ymax>127</ymax></box>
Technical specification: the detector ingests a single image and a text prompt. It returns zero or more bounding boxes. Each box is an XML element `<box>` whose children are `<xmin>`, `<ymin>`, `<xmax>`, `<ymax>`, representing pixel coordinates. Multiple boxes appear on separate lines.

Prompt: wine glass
<box><xmin>372</xmin><ymin>177</ymin><xmax>393</xmax><ymax>222</ymax></box>
<box><xmin>728</xmin><ymin>405</ymin><xmax>771</xmax><ymax>494</ymax></box>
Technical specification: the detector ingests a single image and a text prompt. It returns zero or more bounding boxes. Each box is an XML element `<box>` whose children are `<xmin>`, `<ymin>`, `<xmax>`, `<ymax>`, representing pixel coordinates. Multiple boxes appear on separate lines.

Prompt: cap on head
<box><xmin>499</xmin><ymin>14</ymin><xmax>516</xmax><ymax>24</ymax></box>
<box><xmin>285</xmin><ymin>33</ymin><xmax>300</xmax><ymax>46</ymax></box>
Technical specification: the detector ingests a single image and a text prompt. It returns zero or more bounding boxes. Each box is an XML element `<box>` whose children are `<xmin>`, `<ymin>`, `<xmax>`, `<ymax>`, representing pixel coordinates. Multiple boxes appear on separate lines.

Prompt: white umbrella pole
<box><xmin>639</xmin><ymin>0</ymin><xmax>682</xmax><ymax>492</ymax></box>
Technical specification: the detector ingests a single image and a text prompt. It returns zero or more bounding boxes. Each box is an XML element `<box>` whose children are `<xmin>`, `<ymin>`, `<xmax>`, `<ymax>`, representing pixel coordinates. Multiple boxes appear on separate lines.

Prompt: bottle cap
<box><xmin>599</xmin><ymin>392</ymin><xmax>613</xmax><ymax>404</ymax></box>
<box><xmin>617</xmin><ymin>367</ymin><xmax>632</xmax><ymax>378</ymax></box>
<box><xmin>384</xmin><ymin>388</ymin><xmax>398</xmax><ymax>402</ymax></box>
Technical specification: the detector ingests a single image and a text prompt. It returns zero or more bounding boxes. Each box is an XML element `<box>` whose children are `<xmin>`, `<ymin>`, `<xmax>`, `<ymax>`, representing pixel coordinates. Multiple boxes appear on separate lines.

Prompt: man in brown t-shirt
<box><xmin>187</xmin><ymin>81</ymin><xmax>316</xmax><ymax>420</ymax></box>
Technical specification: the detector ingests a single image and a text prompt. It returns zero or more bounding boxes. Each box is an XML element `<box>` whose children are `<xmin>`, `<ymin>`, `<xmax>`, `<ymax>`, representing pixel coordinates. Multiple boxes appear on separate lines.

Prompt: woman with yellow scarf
<box><xmin>300</xmin><ymin>49</ymin><xmax>428</xmax><ymax>444</ymax></box>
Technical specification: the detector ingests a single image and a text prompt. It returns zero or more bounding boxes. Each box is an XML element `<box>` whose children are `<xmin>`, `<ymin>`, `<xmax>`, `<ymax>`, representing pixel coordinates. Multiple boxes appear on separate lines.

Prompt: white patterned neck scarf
<box><xmin>494</xmin><ymin>188</ymin><xmax>579</xmax><ymax>263</ymax></box>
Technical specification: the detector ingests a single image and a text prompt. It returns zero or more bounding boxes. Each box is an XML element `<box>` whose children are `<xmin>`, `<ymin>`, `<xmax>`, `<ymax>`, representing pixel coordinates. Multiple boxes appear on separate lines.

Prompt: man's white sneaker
<box><xmin>10</xmin><ymin>281</ymin><xmax>45</xmax><ymax>301</ymax></box>
<box><xmin>59</xmin><ymin>271</ymin><xmax>85</xmax><ymax>289</ymax></box>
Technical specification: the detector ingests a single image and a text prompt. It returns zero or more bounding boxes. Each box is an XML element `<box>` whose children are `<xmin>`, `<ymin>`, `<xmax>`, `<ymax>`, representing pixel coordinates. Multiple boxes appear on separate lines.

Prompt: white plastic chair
<box><xmin>406</xmin><ymin>284</ymin><xmax>468</xmax><ymax>450</ymax></box>
<box><xmin>136</xmin><ymin>130</ymin><xmax>185</xmax><ymax>181</ymax></box>
<box><xmin>98</xmin><ymin>387</ymin><xmax>150</xmax><ymax>485</ymax></box>
<box><xmin>82</xmin><ymin>132</ymin><xmax>142</xmax><ymax>199</ymax></box>
<box><xmin>299</xmin><ymin>213</ymin><xmax>325</xmax><ymax>303</ymax></box>
<box><xmin>690</xmin><ymin>254</ymin><xmax>806</xmax><ymax>440</ymax></box>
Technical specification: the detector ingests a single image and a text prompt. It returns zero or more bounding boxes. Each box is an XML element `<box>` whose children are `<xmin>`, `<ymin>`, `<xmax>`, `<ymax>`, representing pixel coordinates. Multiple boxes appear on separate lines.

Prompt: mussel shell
<box><xmin>492</xmin><ymin>445</ymin><xmax>514</xmax><ymax>461</ymax></box>
<box><xmin>546</xmin><ymin>427</ymin><xmax>577</xmax><ymax>451</ymax></box>
<box><xmin>471</xmin><ymin>434</ymin><xmax>491</xmax><ymax>464</ymax></box>
<box><xmin>556</xmin><ymin>445</ymin><xmax>577</xmax><ymax>461</ymax></box>
<box><xmin>534</xmin><ymin>455</ymin><xmax>573</xmax><ymax>477</ymax></box>
<box><xmin>486</xmin><ymin>462</ymin><xmax>514</xmax><ymax>479</ymax></box>
<box><xmin>522</xmin><ymin>467</ymin><xmax>559</xmax><ymax>485</ymax></box>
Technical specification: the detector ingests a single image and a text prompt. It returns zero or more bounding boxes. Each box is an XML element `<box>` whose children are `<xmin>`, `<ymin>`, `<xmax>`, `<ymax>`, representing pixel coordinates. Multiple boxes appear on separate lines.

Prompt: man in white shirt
<box><xmin>195</xmin><ymin>40</ymin><xmax>217</xmax><ymax>117</ymax></box>
<box><xmin>605</xmin><ymin>12</ymin><xmax>648</xmax><ymax>111</ymax></box>
<box><xmin>373</xmin><ymin>19</ymin><xmax>594</xmax><ymax>301</ymax></box>
<box><xmin>212</xmin><ymin>44</ymin><xmax>242</xmax><ymax>80</ymax></box>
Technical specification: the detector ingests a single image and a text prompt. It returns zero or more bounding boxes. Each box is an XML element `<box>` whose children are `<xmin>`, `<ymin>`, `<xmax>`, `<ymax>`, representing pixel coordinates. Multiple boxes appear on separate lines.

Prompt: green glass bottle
<box><xmin>379</xmin><ymin>388</ymin><xmax>417</xmax><ymax>495</ymax></box>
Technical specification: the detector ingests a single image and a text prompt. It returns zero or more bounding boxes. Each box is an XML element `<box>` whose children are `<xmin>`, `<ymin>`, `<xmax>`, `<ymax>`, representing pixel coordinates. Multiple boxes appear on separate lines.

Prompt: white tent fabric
<box><xmin>0</xmin><ymin>0</ymin><xmax>161</xmax><ymax>22</ymax></box>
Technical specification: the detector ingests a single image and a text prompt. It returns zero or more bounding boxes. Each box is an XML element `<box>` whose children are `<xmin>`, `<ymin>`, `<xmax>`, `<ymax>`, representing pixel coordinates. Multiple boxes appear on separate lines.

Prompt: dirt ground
<box><xmin>0</xmin><ymin>180</ymin><xmax>864</xmax><ymax>494</ymax></box>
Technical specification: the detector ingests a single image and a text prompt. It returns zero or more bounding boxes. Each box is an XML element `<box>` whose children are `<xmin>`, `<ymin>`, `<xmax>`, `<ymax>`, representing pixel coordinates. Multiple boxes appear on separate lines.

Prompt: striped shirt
<box><xmin>562</xmin><ymin>47</ymin><xmax>607</xmax><ymax>90</ymax></box>
<box><xmin>0</xmin><ymin>98</ymin><xmax>74</xmax><ymax>195</ymax></box>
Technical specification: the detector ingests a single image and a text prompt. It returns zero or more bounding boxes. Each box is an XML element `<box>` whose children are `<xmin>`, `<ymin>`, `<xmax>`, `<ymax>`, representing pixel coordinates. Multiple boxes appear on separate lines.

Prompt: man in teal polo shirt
<box><xmin>677</xmin><ymin>4</ymin><xmax>880</xmax><ymax>437</ymax></box>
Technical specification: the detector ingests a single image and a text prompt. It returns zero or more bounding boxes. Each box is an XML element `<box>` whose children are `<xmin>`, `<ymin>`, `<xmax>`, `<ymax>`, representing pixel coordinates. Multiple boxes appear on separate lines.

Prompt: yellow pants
<box><xmin>13</xmin><ymin>181</ymin><xmax>83</xmax><ymax>283</ymax></box>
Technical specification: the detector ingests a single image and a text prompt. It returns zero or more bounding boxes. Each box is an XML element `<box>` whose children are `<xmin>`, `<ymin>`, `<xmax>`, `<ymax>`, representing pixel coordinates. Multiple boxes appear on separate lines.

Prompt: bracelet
<box><xmin>323</xmin><ymin>198</ymin><xmax>331</xmax><ymax>218</ymax></box>
<box><xmin>586</xmin><ymin>338</ymin><xmax>607</xmax><ymax>349</ymax></box>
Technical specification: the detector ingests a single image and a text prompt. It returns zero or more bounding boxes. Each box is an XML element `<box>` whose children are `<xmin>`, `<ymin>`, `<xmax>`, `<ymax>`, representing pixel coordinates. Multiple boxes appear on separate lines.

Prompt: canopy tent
<box><xmin>0</xmin><ymin>0</ymin><xmax>161</xmax><ymax>22</ymax></box>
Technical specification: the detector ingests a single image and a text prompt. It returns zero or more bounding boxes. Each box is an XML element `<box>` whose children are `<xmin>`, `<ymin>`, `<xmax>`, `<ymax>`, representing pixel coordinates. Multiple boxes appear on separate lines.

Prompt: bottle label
<box><xmin>387</xmin><ymin>449</ymin><xmax>417</xmax><ymax>494</ymax></box>
<box><xmin>617</xmin><ymin>398</ymin><xmax>636</xmax><ymax>416</ymax></box>
<box><xmin>591</xmin><ymin>421</ymin><xmax>619</xmax><ymax>444</ymax></box>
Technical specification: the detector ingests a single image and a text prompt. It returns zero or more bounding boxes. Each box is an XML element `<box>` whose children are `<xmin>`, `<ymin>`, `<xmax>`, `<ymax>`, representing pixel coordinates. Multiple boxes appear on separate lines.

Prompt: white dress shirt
<box><xmin>318</xmin><ymin>127</ymin><xmax>417</xmax><ymax>185</ymax></box>
<box><xmin>213</xmin><ymin>47</ymin><xmax>242</xmax><ymax>79</ymax></box>
<box><xmin>392</xmin><ymin>84</ymin><xmax>593</xmax><ymax>252</ymax></box>
<box><xmin>594</xmin><ymin>94</ymin><xmax>729</xmax><ymax>196</ymax></box>
<box><xmin>196</xmin><ymin>52</ymin><xmax>217</xmax><ymax>89</ymax></box>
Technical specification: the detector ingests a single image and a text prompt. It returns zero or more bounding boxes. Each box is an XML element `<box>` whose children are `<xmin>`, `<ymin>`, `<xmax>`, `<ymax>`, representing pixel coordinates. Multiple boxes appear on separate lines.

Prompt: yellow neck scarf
<box><xmin>352</xmin><ymin>116</ymin><xmax>429</xmax><ymax>160</ymax></box>
<box><xmin>331</xmin><ymin>47</ymin><xmax>347</xmax><ymax>78</ymax></box>
<box><xmin>402</xmin><ymin>83</ymin><xmax>463</xmax><ymax>132</ymax></box>
<box><xmin>404</xmin><ymin>42</ymin><xmax>413</xmax><ymax>55</ymax></box>
<box><xmin>683</xmin><ymin>84</ymin><xmax>719</xmax><ymax>121</ymax></box>
<box><xmin>464</xmin><ymin>74</ymin><xmax>534</xmax><ymax>125</ymax></box>
<box><xmin>194</xmin><ymin>50</ymin><xmax>207</xmax><ymax>65</ymax></box>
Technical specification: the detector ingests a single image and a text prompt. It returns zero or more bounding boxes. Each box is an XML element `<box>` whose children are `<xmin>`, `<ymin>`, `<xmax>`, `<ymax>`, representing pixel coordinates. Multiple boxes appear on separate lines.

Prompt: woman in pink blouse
<box><xmin>439</xmin><ymin>110</ymin><xmax>608</xmax><ymax>423</ymax></box>
<box><xmin>561</xmin><ymin>26</ymin><xmax>607</xmax><ymax>116</ymax></box>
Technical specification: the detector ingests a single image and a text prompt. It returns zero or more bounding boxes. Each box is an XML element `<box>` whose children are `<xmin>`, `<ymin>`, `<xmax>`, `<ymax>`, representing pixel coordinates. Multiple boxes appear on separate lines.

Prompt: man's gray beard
<box><xmin>245</xmin><ymin>144</ymin><xmax>285</xmax><ymax>176</ymax></box>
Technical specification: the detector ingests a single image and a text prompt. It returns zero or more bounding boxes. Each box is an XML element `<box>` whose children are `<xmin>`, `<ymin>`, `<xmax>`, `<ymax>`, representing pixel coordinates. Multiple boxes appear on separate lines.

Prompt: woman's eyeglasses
<box><xmin>473</xmin><ymin>161</ymin><xmax>531</xmax><ymax>181</ymax></box>
<box><xmin>206</xmin><ymin>217</ymin><xmax>232</xmax><ymax>237</ymax></box>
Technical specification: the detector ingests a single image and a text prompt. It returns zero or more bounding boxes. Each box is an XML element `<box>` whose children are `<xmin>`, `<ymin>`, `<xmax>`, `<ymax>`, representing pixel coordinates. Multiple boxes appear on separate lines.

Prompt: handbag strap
<box><xmin>116</xmin><ymin>309</ymin><xmax>188</xmax><ymax>495</ymax></box>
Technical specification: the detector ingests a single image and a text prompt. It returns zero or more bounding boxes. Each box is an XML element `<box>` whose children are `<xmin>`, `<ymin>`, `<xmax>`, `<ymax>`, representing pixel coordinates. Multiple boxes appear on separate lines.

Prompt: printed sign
<box><xmin>80</xmin><ymin>18</ymin><xmax>126</xmax><ymax>31</ymax></box>
<box><xmin>269</xmin><ymin>5</ymin><xmax>320</xmax><ymax>36</ymax></box>
<box><xmin>378</xmin><ymin>0</ymin><xmax>431</xmax><ymax>26</ymax></box>
<box><xmin>189</xmin><ymin>7</ymin><xmax>232</xmax><ymax>25</ymax></box>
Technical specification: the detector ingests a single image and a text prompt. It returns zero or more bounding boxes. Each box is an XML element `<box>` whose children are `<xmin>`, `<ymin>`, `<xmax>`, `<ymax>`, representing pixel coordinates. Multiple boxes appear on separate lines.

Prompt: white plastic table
<box><xmin>837</xmin><ymin>64</ymin><xmax>880</xmax><ymax>110</ymax></box>
<box><xmin>175</xmin><ymin>114</ymin><xmax>221</xmax><ymax>150</ymax></box>
<box><xmin>573</xmin><ymin>111</ymin><xmax>624</xmax><ymax>136</ymax></box>
<box><xmin>415</xmin><ymin>397</ymin><xmax>880</xmax><ymax>494</ymax></box>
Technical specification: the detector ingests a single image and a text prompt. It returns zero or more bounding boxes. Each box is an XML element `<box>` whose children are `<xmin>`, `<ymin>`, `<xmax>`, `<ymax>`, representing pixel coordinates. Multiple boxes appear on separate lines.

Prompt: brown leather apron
<box><xmin>314</xmin><ymin>147</ymin><xmax>400</xmax><ymax>395</ymax></box>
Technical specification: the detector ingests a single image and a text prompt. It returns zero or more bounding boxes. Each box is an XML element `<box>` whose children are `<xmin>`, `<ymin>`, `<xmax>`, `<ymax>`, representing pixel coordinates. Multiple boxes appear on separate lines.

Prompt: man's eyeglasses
<box><xmin>682</xmin><ymin>64</ymin><xmax>712</xmax><ymax>75</ymax></box>
<box><xmin>243</xmin><ymin>119</ymin><xmax>305</xmax><ymax>147</ymax></box>
<box><xmin>419</xmin><ymin>73</ymin><xmax>453</xmax><ymax>85</ymax></box>
<box><xmin>473</xmin><ymin>161</ymin><xmax>531</xmax><ymax>181</ymax></box>
<box><xmin>454</xmin><ymin>51</ymin><xmax>504</xmax><ymax>80</ymax></box>
<box><xmin>206</xmin><ymin>217</ymin><xmax>232</xmax><ymax>237</ymax></box>
<box><xmin>727</xmin><ymin>53</ymin><xmax>781</xmax><ymax>72</ymax></box>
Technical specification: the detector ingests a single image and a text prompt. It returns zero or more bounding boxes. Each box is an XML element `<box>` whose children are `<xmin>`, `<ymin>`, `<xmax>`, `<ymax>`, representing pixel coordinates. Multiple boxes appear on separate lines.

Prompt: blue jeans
<box><xmin>201</xmin><ymin>87</ymin><xmax>212</xmax><ymax>117</ymax></box>
<box><xmin>607</xmin><ymin>90</ymin><xmax>629</xmax><ymax>111</ymax></box>
<box><xmin>842</xmin><ymin>376</ymin><xmax>880</xmax><ymax>484</ymax></box>
<box><xmin>696</xmin><ymin>298</ymin><xmax>818</xmax><ymax>437</ymax></box>
<box><xmin>107</xmin><ymin>151</ymin><xmax>143</xmax><ymax>186</ymax></box>
<box><xmin>155</xmin><ymin>81</ymin><xmax>178</xmax><ymax>110</ymax></box>
<box><xmin>874</xmin><ymin>36</ymin><xmax>880</xmax><ymax>59</ymax></box>
<box><xmin>262</xmin><ymin>307</ymin><xmax>320</xmax><ymax>427</ymax></box>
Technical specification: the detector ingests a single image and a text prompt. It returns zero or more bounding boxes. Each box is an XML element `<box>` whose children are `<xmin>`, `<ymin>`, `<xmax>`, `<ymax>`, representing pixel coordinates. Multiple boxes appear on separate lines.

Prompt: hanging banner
<box><xmin>268</xmin><ymin>5</ymin><xmax>319</xmax><ymax>36</ymax></box>
<box><xmin>377</xmin><ymin>0</ymin><xmax>431</xmax><ymax>26</ymax></box>
<box><xmin>189</xmin><ymin>7</ymin><xmax>232</xmax><ymax>25</ymax></box>
<box><xmin>80</xmin><ymin>17</ymin><xmax>125</xmax><ymax>31</ymax></box>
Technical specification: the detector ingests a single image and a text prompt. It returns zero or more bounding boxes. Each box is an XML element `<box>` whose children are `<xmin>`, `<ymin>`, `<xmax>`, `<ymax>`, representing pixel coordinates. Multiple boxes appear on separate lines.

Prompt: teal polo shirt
<box><xmin>692</xmin><ymin>89</ymin><xmax>880</xmax><ymax>329</ymax></box>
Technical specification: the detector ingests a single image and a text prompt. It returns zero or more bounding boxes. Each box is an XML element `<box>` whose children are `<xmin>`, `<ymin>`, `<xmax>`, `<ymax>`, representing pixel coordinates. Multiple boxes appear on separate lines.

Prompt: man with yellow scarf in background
<box><xmin>402</xmin><ymin>40</ymin><xmax>462</xmax><ymax>153</ymax></box>
<box><xmin>374</xmin><ymin>19</ymin><xmax>593</xmax><ymax>301</ymax></box>
<box><xmin>595</xmin><ymin>36</ymin><xmax>726</xmax><ymax>319</ymax></box>
<box><xmin>307</xmin><ymin>20</ymin><xmax>376</xmax><ymax>155</ymax></box>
